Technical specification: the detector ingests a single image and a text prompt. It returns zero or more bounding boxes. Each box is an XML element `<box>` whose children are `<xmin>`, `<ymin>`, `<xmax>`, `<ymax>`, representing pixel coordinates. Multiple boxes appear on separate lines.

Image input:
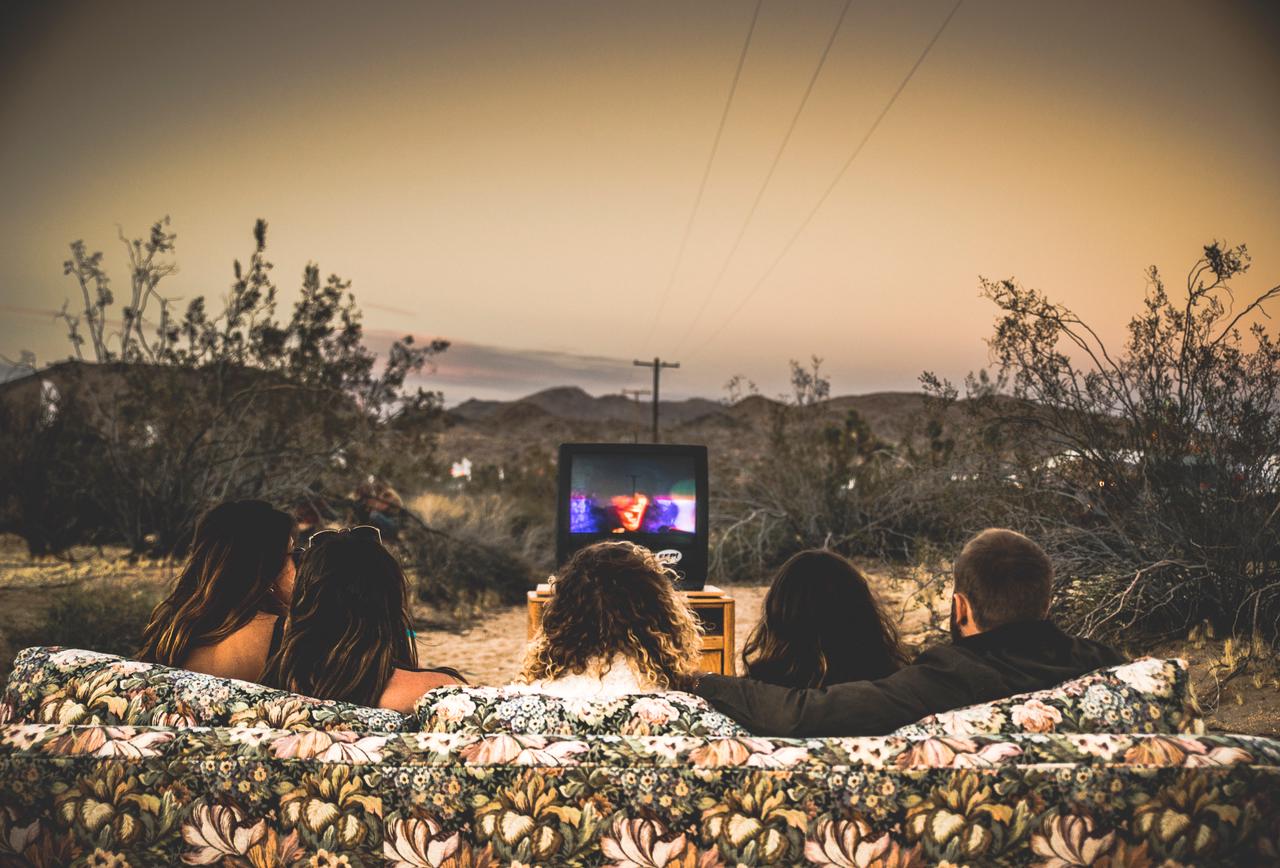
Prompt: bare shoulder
<box><xmin>182</xmin><ymin>613</ymin><xmax>278</xmax><ymax>684</ymax></box>
<box><xmin>378</xmin><ymin>668</ymin><xmax>464</xmax><ymax>715</ymax></box>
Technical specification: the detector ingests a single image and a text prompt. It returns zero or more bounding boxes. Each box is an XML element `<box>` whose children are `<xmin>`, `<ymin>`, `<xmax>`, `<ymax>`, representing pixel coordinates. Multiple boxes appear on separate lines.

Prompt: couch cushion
<box><xmin>2</xmin><ymin>646</ymin><xmax>408</xmax><ymax>732</ymax></box>
<box><xmin>415</xmin><ymin>685</ymin><xmax>750</xmax><ymax>736</ymax></box>
<box><xmin>889</xmin><ymin>656</ymin><xmax>1201</xmax><ymax>738</ymax></box>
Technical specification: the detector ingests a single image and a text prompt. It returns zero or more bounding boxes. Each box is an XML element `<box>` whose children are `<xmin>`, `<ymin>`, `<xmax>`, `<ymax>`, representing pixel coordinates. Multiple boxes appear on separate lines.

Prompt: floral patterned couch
<box><xmin>1</xmin><ymin>647</ymin><xmax>1279</xmax><ymax>866</ymax></box>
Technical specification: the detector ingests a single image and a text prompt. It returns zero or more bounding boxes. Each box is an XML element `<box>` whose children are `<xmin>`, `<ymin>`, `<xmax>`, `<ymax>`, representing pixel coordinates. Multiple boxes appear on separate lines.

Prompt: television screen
<box><xmin>556</xmin><ymin>443</ymin><xmax>708</xmax><ymax>589</ymax></box>
<box><xmin>567</xmin><ymin>454</ymin><xmax>697</xmax><ymax>536</ymax></box>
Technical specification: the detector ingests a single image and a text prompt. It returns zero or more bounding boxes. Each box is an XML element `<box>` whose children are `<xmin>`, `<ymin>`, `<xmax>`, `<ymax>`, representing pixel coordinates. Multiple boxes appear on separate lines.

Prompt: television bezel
<box><xmin>555</xmin><ymin>442</ymin><xmax>709</xmax><ymax>590</ymax></box>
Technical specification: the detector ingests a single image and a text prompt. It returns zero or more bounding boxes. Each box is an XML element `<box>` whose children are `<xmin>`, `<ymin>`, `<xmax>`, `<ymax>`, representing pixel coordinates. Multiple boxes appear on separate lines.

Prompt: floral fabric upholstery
<box><xmin>0</xmin><ymin>723</ymin><xmax>1277</xmax><ymax>865</ymax></box>
<box><xmin>2</xmin><ymin>646</ymin><xmax>407</xmax><ymax>732</ymax></box>
<box><xmin>890</xmin><ymin>656</ymin><xmax>1202</xmax><ymax>739</ymax></box>
<box><xmin>416</xmin><ymin>684</ymin><xmax>750</xmax><ymax>737</ymax></box>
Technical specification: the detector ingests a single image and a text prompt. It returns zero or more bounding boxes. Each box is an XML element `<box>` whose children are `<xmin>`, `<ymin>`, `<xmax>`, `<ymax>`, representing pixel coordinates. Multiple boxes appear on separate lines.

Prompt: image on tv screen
<box><xmin>568</xmin><ymin>453</ymin><xmax>697</xmax><ymax>535</ymax></box>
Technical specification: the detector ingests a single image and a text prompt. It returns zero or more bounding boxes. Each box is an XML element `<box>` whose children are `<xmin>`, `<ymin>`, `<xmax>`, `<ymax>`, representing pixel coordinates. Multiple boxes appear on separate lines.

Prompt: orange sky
<box><xmin>2</xmin><ymin>0</ymin><xmax>1277</xmax><ymax>402</ymax></box>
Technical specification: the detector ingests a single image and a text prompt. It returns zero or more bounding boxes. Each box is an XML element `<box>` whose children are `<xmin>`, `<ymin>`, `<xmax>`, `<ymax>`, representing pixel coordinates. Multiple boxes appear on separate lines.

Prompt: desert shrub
<box><xmin>0</xmin><ymin>396</ymin><xmax>115</xmax><ymax>555</ymax></box>
<box><xmin>412</xmin><ymin>491</ymin><xmax>550</xmax><ymax>572</ymax></box>
<box><xmin>925</xmin><ymin>241</ymin><xmax>1280</xmax><ymax>643</ymax></box>
<box><xmin>0</xmin><ymin>218</ymin><xmax>447</xmax><ymax>556</ymax></box>
<box><xmin>400</xmin><ymin>496</ymin><xmax>539</xmax><ymax>611</ymax></box>
<box><xmin>713</xmin><ymin>359</ymin><xmax>960</xmax><ymax>580</ymax></box>
<box><xmin>2</xmin><ymin>581</ymin><xmax>164</xmax><ymax>670</ymax></box>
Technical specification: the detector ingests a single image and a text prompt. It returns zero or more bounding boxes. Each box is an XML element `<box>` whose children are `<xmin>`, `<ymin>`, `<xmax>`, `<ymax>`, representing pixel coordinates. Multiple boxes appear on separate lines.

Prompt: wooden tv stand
<box><xmin>526</xmin><ymin>584</ymin><xmax>736</xmax><ymax>676</ymax></box>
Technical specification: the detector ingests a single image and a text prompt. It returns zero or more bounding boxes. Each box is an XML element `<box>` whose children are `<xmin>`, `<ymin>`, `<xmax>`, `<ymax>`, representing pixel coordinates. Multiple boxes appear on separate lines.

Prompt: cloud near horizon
<box><xmin>363</xmin><ymin>329</ymin><xmax>654</xmax><ymax>405</ymax></box>
<box><xmin>0</xmin><ymin>305</ymin><xmax>698</xmax><ymax>404</ymax></box>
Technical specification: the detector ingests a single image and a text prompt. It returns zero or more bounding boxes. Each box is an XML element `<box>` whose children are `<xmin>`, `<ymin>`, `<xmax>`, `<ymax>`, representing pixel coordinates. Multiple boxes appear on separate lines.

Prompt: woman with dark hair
<box><xmin>262</xmin><ymin>527</ymin><xmax>463</xmax><ymax>712</ymax></box>
<box><xmin>137</xmin><ymin>499</ymin><xmax>296</xmax><ymax>682</ymax></box>
<box><xmin>521</xmin><ymin>540</ymin><xmax>702</xmax><ymax>697</ymax></box>
<box><xmin>741</xmin><ymin>549</ymin><xmax>908</xmax><ymax>689</ymax></box>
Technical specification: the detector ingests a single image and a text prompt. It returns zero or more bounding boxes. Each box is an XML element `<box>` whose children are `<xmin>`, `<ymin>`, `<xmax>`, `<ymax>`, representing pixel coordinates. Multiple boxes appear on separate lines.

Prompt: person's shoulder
<box><xmin>183</xmin><ymin>614</ymin><xmax>278</xmax><ymax>682</ymax></box>
<box><xmin>882</xmin><ymin>642</ymin><xmax>987</xmax><ymax>687</ymax></box>
<box><xmin>235</xmin><ymin>612</ymin><xmax>279</xmax><ymax>638</ymax></box>
<box><xmin>378</xmin><ymin>667</ymin><xmax>464</xmax><ymax>714</ymax></box>
<box><xmin>908</xmin><ymin>641</ymin><xmax>972</xmax><ymax>667</ymax></box>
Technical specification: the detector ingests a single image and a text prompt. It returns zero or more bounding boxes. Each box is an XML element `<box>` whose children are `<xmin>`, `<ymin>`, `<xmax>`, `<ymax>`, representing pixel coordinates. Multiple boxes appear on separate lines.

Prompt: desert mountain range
<box><xmin>441</xmin><ymin>386</ymin><xmax>945</xmax><ymax>467</ymax></box>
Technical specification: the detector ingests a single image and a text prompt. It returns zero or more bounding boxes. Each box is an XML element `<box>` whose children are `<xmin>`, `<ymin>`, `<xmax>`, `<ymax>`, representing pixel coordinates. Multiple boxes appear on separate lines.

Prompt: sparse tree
<box><xmin>3</xmin><ymin>219</ymin><xmax>449</xmax><ymax>555</ymax></box>
<box><xmin>927</xmin><ymin>241</ymin><xmax>1280</xmax><ymax>642</ymax></box>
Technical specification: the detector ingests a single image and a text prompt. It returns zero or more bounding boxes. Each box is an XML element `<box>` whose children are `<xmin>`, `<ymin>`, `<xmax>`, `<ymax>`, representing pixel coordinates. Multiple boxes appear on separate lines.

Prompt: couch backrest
<box><xmin>415</xmin><ymin>684</ymin><xmax>750</xmax><ymax>736</ymax></box>
<box><xmin>2</xmin><ymin>646</ymin><xmax>408</xmax><ymax>731</ymax></box>
<box><xmin>889</xmin><ymin>656</ymin><xmax>1201</xmax><ymax>738</ymax></box>
<box><xmin>4</xmin><ymin>648</ymin><xmax>1205</xmax><ymax>740</ymax></box>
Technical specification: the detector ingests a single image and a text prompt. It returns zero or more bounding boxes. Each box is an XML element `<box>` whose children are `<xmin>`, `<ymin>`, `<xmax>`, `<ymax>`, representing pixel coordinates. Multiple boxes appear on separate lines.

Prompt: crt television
<box><xmin>556</xmin><ymin>443</ymin><xmax>709</xmax><ymax>590</ymax></box>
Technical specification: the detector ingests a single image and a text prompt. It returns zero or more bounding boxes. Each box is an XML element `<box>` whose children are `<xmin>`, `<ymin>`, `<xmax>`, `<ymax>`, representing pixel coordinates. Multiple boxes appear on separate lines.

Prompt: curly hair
<box><xmin>522</xmin><ymin>541</ymin><xmax>703</xmax><ymax>689</ymax></box>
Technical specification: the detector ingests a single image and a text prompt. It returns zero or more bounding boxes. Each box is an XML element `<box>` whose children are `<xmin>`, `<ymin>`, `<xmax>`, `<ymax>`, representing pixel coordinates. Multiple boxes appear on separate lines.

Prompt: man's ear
<box><xmin>953</xmin><ymin>592</ymin><xmax>981</xmax><ymax>636</ymax></box>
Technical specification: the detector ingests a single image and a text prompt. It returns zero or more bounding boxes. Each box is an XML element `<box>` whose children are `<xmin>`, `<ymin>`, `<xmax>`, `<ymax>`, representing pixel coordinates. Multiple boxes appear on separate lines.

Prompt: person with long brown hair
<box><xmin>741</xmin><ymin>549</ymin><xmax>908</xmax><ymax>689</ymax></box>
<box><xmin>261</xmin><ymin>527</ymin><xmax>463</xmax><ymax>712</ymax></box>
<box><xmin>137</xmin><ymin>499</ymin><xmax>296</xmax><ymax>682</ymax></box>
<box><xmin>521</xmin><ymin>541</ymin><xmax>702</xmax><ymax>697</ymax></box>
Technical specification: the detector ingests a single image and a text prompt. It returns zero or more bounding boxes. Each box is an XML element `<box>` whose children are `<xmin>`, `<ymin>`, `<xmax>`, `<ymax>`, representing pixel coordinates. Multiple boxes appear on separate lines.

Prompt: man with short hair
<box><xmin>692</xmin><ymin>528</ymin><xmax>1124</xmax><ymax>736</ymax></box>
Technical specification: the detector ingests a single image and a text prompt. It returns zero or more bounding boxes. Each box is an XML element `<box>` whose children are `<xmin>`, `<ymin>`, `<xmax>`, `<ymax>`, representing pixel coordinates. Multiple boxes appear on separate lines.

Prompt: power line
<box><xmin>670</xmin><ymin>0</ymin><xmax>854</xmax><ymax>353</ymax></box>
<box><xmin>684</xmin><ymin>0</ymin><xmax>964</xmax><ymax>360</ymax></box>
<box><xmin>635</xmin><ymin>0</ymin><xmax>764</xmax><ymax>354</ymax></box>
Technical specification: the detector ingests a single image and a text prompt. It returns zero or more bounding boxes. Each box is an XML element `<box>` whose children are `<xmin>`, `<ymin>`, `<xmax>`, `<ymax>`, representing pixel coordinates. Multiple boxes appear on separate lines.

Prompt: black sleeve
<box><xmin>694</xmin><ymin>665</ymin><xmax>945</xmax><ymax>737</ymax></box>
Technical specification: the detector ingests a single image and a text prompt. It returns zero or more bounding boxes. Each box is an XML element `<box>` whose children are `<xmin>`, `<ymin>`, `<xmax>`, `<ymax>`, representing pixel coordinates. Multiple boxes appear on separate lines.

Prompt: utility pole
<box><xmin>632</xmin><ymin>357</ymin><xmax>680</xmax><ymax>443</ymax></box>
<box><xmin>621</xmin><ymin>388</ymin><xmax>650</xmax><ymax>443</ymax></box>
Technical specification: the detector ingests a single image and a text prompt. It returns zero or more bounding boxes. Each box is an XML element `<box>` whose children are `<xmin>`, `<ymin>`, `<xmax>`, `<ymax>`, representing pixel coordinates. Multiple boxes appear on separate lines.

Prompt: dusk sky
<box><xmin>2</xmin><ymin>1</ymin><xmax>1277</xmax><ymax>403</ymax></box>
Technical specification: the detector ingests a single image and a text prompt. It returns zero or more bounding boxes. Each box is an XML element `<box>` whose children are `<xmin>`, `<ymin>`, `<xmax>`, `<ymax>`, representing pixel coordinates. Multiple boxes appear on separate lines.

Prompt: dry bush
<box><xmin>412</xmin><ymin>492</ymin><xmax>549</xmax><ymax>571</ymax></box>
<box><xmin>399</xmin><ymin>491</ymin><xmax>545</xmax><ymax>615</ymax></box>
<box><xmin>713</xmin><ymin>359</ymin><xmax>968</xmax><ymax>582</ymax></box>
<box><xmin>0</xmin><ymin>579</ymin><xmax>165</xmax><ymax>677</ymax></box>
<box><xmin>1</xmin><ymin>218</ymin><xmax>447</xmax><ymax>557</ymax></box>
<box><xmin>926</xmin><ymin>241</ymin><xmax>1280</xmax><ymax>644</ymax></box>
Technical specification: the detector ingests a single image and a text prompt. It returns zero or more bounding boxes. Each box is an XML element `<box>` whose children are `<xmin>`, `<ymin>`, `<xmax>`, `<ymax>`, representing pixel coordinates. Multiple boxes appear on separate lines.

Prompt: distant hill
<box><xmin>450</xmin><ymin>386</ymin><xmax>725</xmax><ymax>426</ymax></box>
<box><xmin>440</xmin><ymin>386</ymin><xmax>970</xmax><ymax>467</ymax></box>
<box><xmin>449</xmin><ymin>387</ymin><xmax>935</xmax><ymax>434</ymax></box>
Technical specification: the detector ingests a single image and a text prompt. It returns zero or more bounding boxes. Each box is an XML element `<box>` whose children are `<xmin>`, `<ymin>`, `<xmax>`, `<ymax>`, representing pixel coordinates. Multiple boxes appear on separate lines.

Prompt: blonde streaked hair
<box><xmin>137</xmin><ymin>500</ymin><xmax>293</xmax><ymax>668</ymax></box>
<box><xmin>262</xmin><ymin>531</ymin><xmax>418</xmax><ymax>707</ymax></box>
<box><xmin>522</xmin><ymin>540</ymin><xmax>702</xmax><ymax>689</ymax></box>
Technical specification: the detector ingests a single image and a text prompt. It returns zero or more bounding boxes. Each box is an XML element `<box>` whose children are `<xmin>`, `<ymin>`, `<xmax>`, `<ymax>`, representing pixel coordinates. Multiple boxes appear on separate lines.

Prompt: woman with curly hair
<box><xmin>741</xmin><ymin>549</ymin><xmax>908</xmax><ymax>689</ymax></box>
<box><xmin>521</xmin><ymin>540</ymin><xmax>702</xmax><ymax>697</ymax></box>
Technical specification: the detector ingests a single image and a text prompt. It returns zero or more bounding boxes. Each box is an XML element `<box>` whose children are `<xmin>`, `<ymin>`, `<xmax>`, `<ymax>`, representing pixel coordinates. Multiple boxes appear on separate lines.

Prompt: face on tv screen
<box><xmin>568</xmin><ymin>453</ymin><xmax>697</xmax><ymax>536</ymax></box>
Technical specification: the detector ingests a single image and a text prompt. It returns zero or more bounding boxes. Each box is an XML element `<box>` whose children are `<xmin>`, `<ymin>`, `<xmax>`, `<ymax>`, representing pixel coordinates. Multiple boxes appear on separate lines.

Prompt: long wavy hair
<box><xmin>522</xmin><ymin>541</ymin><xmax>702</xmax><ymax>689</ymax></box>
<box><xmin>742</xmin><ymin>549</ymin><xmax>908</xmax><ymax>688</ymax></box>
<box><xmin>262</xmin><ymin>531</ymin><xmax>418</xmax><ymax>706</ymax></box>
<box><xmin>137</xmin><ymin>500</ymin><xmax>293</xmax><ymax>667</ymax></box>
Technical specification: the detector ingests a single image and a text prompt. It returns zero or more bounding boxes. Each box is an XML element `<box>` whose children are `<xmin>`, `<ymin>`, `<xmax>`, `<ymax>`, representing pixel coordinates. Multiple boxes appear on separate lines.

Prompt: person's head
<box><xmin>950</xmin><ymin>528</ymin><xmax>1053</xmax><ymax>638</ymax></box>
<box><xmin>742</xmin><ymin>549</ymin><xmax>907</xmax><ymax>689</ymax></box>
<box><xmin>262</xmin><ymin>528</ymin><xmax>418</xmax><ymax>706</ymax></box>
<box><xmin>137</xmin><ymin>500</ymin><xmax>294</xmax><ymax>666</ymax></box>
<box><xmin>522</xmin><ymin>541</ymin><xmax>702</xmax><ymax>689</ymax></box>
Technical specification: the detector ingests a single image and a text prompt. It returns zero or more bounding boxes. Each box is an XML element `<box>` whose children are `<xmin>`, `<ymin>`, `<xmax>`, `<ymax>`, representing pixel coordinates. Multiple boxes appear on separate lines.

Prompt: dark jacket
<box><xmin>694</xmin><ymin>620</ymin><xmax>1124</xmax><ymax>737</ymax></box>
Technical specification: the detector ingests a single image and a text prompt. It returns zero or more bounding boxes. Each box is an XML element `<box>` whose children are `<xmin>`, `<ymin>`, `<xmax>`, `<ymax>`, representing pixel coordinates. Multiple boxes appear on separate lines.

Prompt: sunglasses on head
<box><xmin>291</xmin><ymin>525</ymin><xmax>382</xmax><ymax>566</ymax></box>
